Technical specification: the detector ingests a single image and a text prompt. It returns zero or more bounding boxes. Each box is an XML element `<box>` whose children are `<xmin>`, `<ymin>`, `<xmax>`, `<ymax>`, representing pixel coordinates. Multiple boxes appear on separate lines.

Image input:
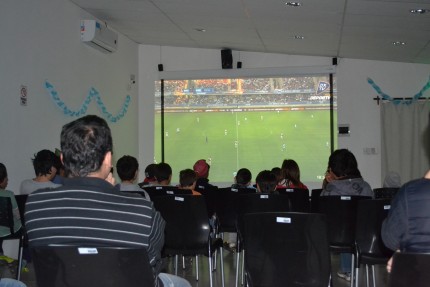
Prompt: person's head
<box><xmin>61</xmin><ymin>115</ymin><xmax>113</xmax><ymax>178</ymax></box>
<box><xmin>155</xmin><ymin>162</ymin><xmax>172</xmax><ymax>185</ymax></box>
<box><xmin>0</xmin><ymin>163</ymin><xmax>8</xmax><ymax>189</ymax></box>
<box><xmin>281</xmin><ymin>159</ymin><xmax>301</xmax><ymax>185</ymax></box>
<box><xmin>179</xmin><ymin>169</ymin><xmax>197</xmax><ymax>189</ymax></box>
<box><xmin>144</xmin><ymin>163</ymin><xmax>157</xmax><ymax>181</ymax></box>
<box><xmin>116</xmin><ymin>155</ymin><xmax>139</xmax><ymax>182</ymax></box>
<box><xmin>33</xmin><ymin>149</ymin><xmax>58</xmax><ymax>179</ymax></box>
<box><xmin>256</xmin><ymin>170</ymin><xmax>277</xmax><ymax>193</ymax></box>
<box><xmin>193</xmin><ymin>159</ymin><xmax>210</xmax><ymax>179</ymax></box>
<box><xmin>271</xmin><ymin>167</ymin><xmax>282</xmax><ymax>183</ymax></box>
<box><xmin>235</xmin><ymin>168</ymin><xmax>252</xmax><ymax>186</ymax></box>
<box><xmin>328</xmin><ymin>149</ymin><xmax>361</xmax><ymax>179</ymax></box>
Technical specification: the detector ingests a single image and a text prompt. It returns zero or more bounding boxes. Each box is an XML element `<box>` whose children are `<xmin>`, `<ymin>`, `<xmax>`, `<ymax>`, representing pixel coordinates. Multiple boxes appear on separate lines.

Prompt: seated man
<box><xmin>116</xmin><ymin>155</ymin><xmax>150</xmax><ymax>200</ymax></box>
<box><xmin>25</xmin><ymin>115</ymin><xmax>190</xmax><ymax>287</ymax></box>
<box><xmin>178</xmin><ymin>169</ymin><xmax>201</xmax><ymax>195</ymax></box>
<box><xmin>193</xmin><ymin>159</ymin><xmax>217</xmax><ymax>190</ymax></box>
<box><xmin>154</xmin><ymin>162</ymin><xmax>173</xmax><ymax>186</ymax></box>
<box><xmin>255</xmin><ymin>170</ymin><xmax>278</xmax><ymax>193</ymax></box>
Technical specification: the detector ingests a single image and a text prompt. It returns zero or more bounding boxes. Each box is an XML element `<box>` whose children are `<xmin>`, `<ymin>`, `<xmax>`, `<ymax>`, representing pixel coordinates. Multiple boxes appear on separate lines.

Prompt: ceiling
<box><xmin>71</xmin><ymin>0</ymin><xmax>430</xmax><ymax>64</ymax></box>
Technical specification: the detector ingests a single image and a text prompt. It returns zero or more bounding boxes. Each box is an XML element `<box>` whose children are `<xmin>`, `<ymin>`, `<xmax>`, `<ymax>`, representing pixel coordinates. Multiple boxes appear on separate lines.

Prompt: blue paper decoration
<box><xmin>45</xmin><ymin>81</ymin><xmax>131</xmax><ymax>122</ymax></box>
<box><xmin>367</xmin><ymin>77</ymin><xmax>430</xmax><ymax>105</ymax></box>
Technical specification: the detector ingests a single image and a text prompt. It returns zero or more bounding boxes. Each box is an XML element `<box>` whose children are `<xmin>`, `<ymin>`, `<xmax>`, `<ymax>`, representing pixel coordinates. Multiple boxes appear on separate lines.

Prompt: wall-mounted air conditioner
<box><xmin>81</xmin><ymin>20</ymin><xmax>118</xmax><ymax>53</ymax></box>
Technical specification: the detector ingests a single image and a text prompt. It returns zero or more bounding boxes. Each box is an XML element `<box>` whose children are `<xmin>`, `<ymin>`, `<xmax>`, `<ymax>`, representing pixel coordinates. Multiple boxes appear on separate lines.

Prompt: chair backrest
<box><xmin>15</xmin><ymin>194</ymin><xmax>28</xmax><ymax>227</ymax></box>
<box><xmin>0</xmin><ymin>196</ymin><xmax>15</xmax><ymax>234</ymax></box>
<box><xmin>195</xmin><ymin>185</ymin><xmax>218</xmax><ymax>218</ymax></box>
<box><xmin>310</xmin><ymin>189</ymin><xmax>323</xmax><ymax>212</ymax></box>
<box><xmin>388</xmin><ymin>252</ymin><xmax>430</xmax><ymax>287</ymax></box>
<box><xmin>143</xmin><ymin>185</ymin><xmax>192</xmax><ymax>199</ymax></box>
<box><xmin>317</xmin><ymin>195</ymin><xmax>371</xmax><ymax>246</ymax></box>
<box><xmin>239</xmin><ymin>212</ymin><xmax>331</xmax><ymax>287</ymax></box>
<box><xmin>373</xmin><ymin>187</ymin><xmax>399</xmax><ymax>200</ymax></box>
<box><xmin>237</xmin><ymin>193</ymin><xmax>291</xmax><ymax>217</ymax></box>
<box><xmin>152</xmin><ymin>195</ymin><xmax>210</xmax><ymax>255</ymax></box>
<box><xmin>356</xmin><ymin>199</ymin><xmax>393</xmax><ymax>257</ymax></box>
<box><xmin>230</xmin><ymin>187</ymin><xmax>257</xmax><ymax>194</ymax></box>
<box><xmin>215</xmin><ymin>187</ymin><xmax>241</xmax><ymax>233</ymax></box>
<box><xmin>31</xmin><ymin>246</ymin><xmax>155</xmax><ymax>287</ymax></box>
<box><xmin>276</xmin><ymin>188</ymin><xmax>310</xmax><ymax>212</ymax></box>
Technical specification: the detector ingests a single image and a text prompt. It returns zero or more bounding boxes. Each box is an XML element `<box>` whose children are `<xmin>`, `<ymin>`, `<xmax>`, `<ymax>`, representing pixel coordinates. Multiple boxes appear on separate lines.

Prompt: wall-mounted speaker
<box><xmin>221</xmin><ymin>49</ymin><xmax>233</xmax><ymax>69</ymax></box>
<box><xmin>332</xmin><ymin>57</ymin><xmax>338</xmax><ymax>66</ymax></box>
<box><xmin>158</xmin><ymin>64</ymin><xmax>164</xmax><ymax>71</ymax></box>
<box><xmin>237</xmin><ymin>61</ymin><xmax>242</xmax><ymax>69</ymax></box>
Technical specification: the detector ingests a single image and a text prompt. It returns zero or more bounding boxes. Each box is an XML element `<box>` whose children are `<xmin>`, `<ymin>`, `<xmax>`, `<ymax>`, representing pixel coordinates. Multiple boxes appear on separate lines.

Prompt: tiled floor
<box><xmin>10</xmin><ymin>248</ymin><xmax>389</xmax><ymax>287</ymax></box>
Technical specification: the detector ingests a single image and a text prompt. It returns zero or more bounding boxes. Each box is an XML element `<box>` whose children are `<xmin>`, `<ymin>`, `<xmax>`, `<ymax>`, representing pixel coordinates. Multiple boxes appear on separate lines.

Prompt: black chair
<box><xmin>143</xmin><ymin>185</ymin><xmax>192</xmax><ymax>199</ymax></box>
<box><xmin>317</xmin><ymin>195</ymin><xmax>372</xmax><ymax>287</ymax></box>
<box><xmin>0</xmin><ymin>197</ymin><xmax>25</xmax><ymax>280</ymax></box>
<box><xmin>354</xmin><ymin>199</ymin><xmax>394</xmax><ymax>287</ymax></box>
<box><xmin>31</xmin><ymin>246</ymin><xmax>155</xmax><ymax>287</ymax></box>
<box><xmin>235</xmin><ymin>193</ymin><xmax>291</xmax><ymax>287</ymax></box>
<box><xmin>238</xmin><ymin>212</ymin><xmax>331</xmax><ymax>287</ymax></box>
<box><xmin>310</xmin><ymin>188</ymin><xmax>323</xmax><ymax>212</ymax></box>
<box><xmin>277</xmin><ymin>187</ymin><xmax>310</xmax><ymax>212</ymax></box>
<box><xmin>152</xmin><ymin>195</ymin><xmax>224</xmax><ymax>287</ymax></box>
<box><xmin>14</xmin><ymin>194</ymin><xmax>28</xmax><ymax>227</ymax></box>
<box><xmin>388</xmin><ymin>252</ymin><xmax>430</xmax><ymax>287</ymax></box>
<box><xmin>195</xmin><ymin>185</ymin><xmax>219</xmax><ymax>219</ymax></box>
<box><xmin>373</xmin><ymin>188</ymin><xmax>399</xmax><ymax>200</ymax></box>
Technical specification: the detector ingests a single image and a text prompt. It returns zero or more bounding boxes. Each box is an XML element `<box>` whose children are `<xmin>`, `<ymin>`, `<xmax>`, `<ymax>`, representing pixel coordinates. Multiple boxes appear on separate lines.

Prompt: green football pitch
<box><xmin>155</xmin><ymin>109</ymin><xmax>336</xmax><ymax>186</ymax></box>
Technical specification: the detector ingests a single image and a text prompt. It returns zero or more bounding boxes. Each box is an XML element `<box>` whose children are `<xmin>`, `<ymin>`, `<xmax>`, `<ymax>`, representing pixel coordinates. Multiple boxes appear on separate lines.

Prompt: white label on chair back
<box><xmin>175</xmin><ymin>196</ymin><xmax>184</xmax><ymax>201</ymax></box>
<box><xmin>384</xmin><ymin>205</ymin><xmax>391</xmax><ymax>210</ymax></box>
<box><xmin>78</xmin><ymin>248</ymin><xmax>98</xmax><ymax>255</ymax></box>
<box><xmin>286</xmin><ymin>189</ymin><xmax>293</xmax><ymax>192</ymax></box>
<box><xmin>260</xmin><ymin>195</ymin><xmax>269</xmax><ymax>199</ymax></box>
<box><xmin>166</xmin><ymin>191</ymin><xmax>174</xmax><ymax>194</ymax></box>
<box><xmin>276</xmin><ymin>217</ymin><xmax>291</xmax><ymax>223</ymax></box>
<box><xmin>156</xmin><ymin>186</ymin><xmax>162</xmax><ymax>190</ymax></box>
<box><xmin>341</xmin><ymin>196</ymin><xmax>351</xmax><ymax>200</ymax></box>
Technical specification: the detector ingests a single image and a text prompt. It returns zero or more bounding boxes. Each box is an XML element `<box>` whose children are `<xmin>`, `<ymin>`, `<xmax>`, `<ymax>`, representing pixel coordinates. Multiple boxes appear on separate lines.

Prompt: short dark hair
<box><xmin>155</xmin><ymin>162</ymin><xmax>172</xmax><ymax>182</ymax></box>
<box><xmin>328</xmin><ymin>149</ymin><xmax>361</xmax><ymax>179</ymax></box>
<box><xmin>116</xmin><ymin>155</ymin><xmax>139</xmax><ymax>181</ymax></box>
<box><xmin>61</xmin><ymin>115</ymin><xmax>113</xmax><ymax>177</ymax></box>
<box><xmin>179</xmin><ymin>169</ymin><xmax>197</xmax><ymax>187</ymax></box>
<box><xmin>32</xmin><ymin>149</ymin><xmax>58</xmax><ymax>176</ymax></box>
<box><xmin>236</xmin><ymin>168</ymin><xmax>252</xmax><ymax>185</ymax></box>
<box><xmin>256</xmin><ymin>170</ymin><xmax>277</xmax><ymax>193</ymax></box>
<box><xmin>144</xmin><ymin>163</ymin><xmax>157</xmax><ymax>179</ymax></box>
<box><xmin>0</xmin><ymin>163</ymin><xmax>7</xmax><ymax>183</ymax></box>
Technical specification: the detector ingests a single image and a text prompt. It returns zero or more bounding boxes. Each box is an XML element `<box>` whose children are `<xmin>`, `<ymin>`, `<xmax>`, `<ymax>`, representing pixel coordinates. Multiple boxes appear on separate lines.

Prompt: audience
<box><xmin>139</xmin><ymin>163</ymin><xmax>158</xmax><ymax>187</ymax></box>
<box><xmin>19</xmin><ymin>149</ymin><xmax>61</xmax><ymax>195</ymax></box>
<box><xmin>154</xmin><ymin>162</ymin><xmax>173</xmax><ymax>186</ymax></box>
<box><xmin>116</xmin><ymin>155</ymin><xmax>150</xmax><ymax>200</ymax></box>
<box><xmin>0</xmin><ymin>163</ymin><xmax>22</xmax><ymax>254</ymax></box>
<box><xmin>280</xmin><ymin>159</ymin><xmax>308</xmax><ymax>189</ymax></box>
<box><xmin>320</xmin><ymin>148</ymin><xmax>373</xmax><ymax>282</ymax></box>
<box><xmin>24</xmin><ymin>115</ymin><xmax>191</xmax><ymax>287</ymax></box>
<box><xmin>382</xmin><ymin>168</ymin><xmax>430</xmax><ymax>273</ymax></box>
<box><xmin>193</xmin><ymin>159</ymin><xmax>217</xmax><ymax>190</ymax></box>
<box><xmin>231</xmin><ymin>168</ymin><xmax>255</xmax><ymax>190</ymax></box>
<box><xmin>255</xmin><ymin>170</ymin><xmax>278</xmax><ymax>193</ymax></box>
<box><xmin>178</xmin><ymin>169</ymin><xmax>201</xmax><ymax>195</ymax></box>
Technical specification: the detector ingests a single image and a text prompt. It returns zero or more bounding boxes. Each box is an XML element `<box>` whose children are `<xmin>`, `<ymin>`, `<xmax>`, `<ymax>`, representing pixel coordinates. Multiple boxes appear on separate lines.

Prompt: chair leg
<box><xmin>196</xmin><ymin>255</ymin><xmax>199</xmax><ymax>281</ymax></box>
<box><xmin>182</xmin><ymin>255</ymin><xmax>186</xmax><ymax>269</ymax></box>
<box><xmin>208</xmin><ymin>255</ymin><xmax>213</xmax><ymax>287</ymax></box>
<box><xmin>355</xmin><ymin>263</ymin><xmax>359</xmax><ymax>287</ymax></box>
<box><xmin>365</xmin><ymin>265</ymin><xmax>370</xmax><ymax>287</ymax></box>
<box><xmin>220</xmin><ymin>250</ymin><xmax>225</xmax><ymax>287</ymax></box>
<box><xmin>371</xmin><ymin>265</ymin><xmax>376</xmax><ymax>287</ymax></box>
<box><xmin>16</xmin><ymin>236</ymin><xmax>24</xmax><ymax>281</ymax></box>
<box><xmin>350</xmin><ymin>254</ymin><xmax>355</xmax><ymax>287</ymax></box>
<box><xmin>241</xmin><ymin>250</ymin><xmax>245</xmax><ymax>285</ymax></box>
<box><xmin>175</xmin><ymin>255</ymin><xmax>179</xmax><ymax>275</ymax></box>
<box><xmin>235</xmin><ymin>249</ymin><xmax>240</xmax><ymax>287</ymax></box>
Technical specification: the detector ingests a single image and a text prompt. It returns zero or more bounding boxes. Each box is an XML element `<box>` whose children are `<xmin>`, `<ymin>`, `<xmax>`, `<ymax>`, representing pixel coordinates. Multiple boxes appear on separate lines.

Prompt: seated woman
<box><xmin>280</xmin><ymin>159</ymin><xmax>308</xmax><ymax>189</ymax></box>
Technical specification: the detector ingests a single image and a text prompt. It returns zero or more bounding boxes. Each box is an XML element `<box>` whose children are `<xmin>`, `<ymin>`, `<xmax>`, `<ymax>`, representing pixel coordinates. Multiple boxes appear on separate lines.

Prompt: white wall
<box><xmin>139</xmin><ymin>45</ymin><xmax>430</xmax><ymax>188</ymax></box>
<box><xmin>0</xmin><ymin>0</ymin><xmax>139</xmax><ymax>192</ymax></box>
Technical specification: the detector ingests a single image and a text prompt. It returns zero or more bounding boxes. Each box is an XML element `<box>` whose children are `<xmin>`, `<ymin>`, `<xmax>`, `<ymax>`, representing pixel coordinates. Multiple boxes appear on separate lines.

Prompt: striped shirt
<box><xmin>25</xmin><ymin>177</ymin><xmax>165</xmax><ymax>277</ymax></box>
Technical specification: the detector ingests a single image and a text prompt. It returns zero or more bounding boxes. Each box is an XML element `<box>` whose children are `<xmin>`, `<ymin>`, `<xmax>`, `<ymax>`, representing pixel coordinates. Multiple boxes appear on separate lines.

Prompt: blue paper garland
<box><xmin>367</xmin><ymin>77</ymin><xmax>430</xmax><ymax>105</ymax></box>
<box><xmin>45</xmin><ymin>81</ymin><xmax>131</xmax><ymax>122</ymax></box>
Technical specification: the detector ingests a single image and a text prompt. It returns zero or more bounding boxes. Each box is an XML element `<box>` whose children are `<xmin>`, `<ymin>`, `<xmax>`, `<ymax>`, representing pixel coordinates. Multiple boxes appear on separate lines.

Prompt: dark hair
<box><xmin>271</xmin><ymin>167</ymin><xmax>282</xmax><ymax>182</ymax></box>
<box><xmin>236</xmin><ymin>168</ymin><xmax>252</xmax><ymax>185</ymax></box>
<box><xmin>144</xmin><ymin>163</ymin><xmax>157</xmax><ymax>179</ymax></box>
<box><xmin>32</xmin><ymin>149</ymin><xmax>58</xmax><ymax>176</ymax></box>
<box><xmin>116</xmin><ymin>155</ymin><xmax>139</xmax><ymax>181</ymax></box>
<box><xmin>155</xmin><ymin>162</ymin><xmax>172</xmax><ymax>182</ymax></box>
<box><xmin>281</xmin><ymin>159</ymin><xmax>302</xmax><ymax>186</ymax></box>
<box><xmin>61</xmin><ymin>115</ymin><xmax>113</xmax><ymax>177</ymax></box>
<box><xmin>0</xmin><ymin>163</ymin><xmax>7</xmax><ymax>183</ymax></box>
<box><xmin>328</xmin><ymin>149</ymin><xmax>361</xmax><ymax>179</ymax></box>
<box><xmin>256</xmin><ymin>170</ymin><xmax>277</xmax><ymax>193</ymax></box>
<box><xmin>179</xmin><ymin>169</ymin><xmax>197</xmax><ymax>187</ymax></box>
